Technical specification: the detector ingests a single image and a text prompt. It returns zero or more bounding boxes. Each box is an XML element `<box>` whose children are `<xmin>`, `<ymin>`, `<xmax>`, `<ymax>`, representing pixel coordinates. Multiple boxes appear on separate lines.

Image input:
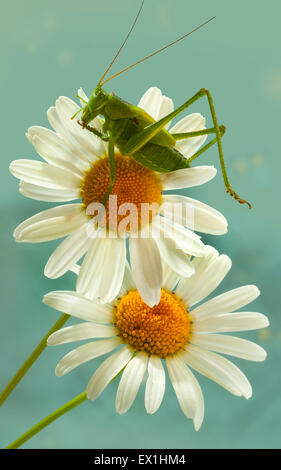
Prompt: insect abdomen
<box><xmin>132</xmin><ymin>142</ymin><xmax>190</xmax><ymax>172</ymax></box>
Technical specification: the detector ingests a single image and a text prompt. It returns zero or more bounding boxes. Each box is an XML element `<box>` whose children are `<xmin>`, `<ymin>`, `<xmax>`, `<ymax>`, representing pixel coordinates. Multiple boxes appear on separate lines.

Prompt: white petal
<box><xmin>77</xmin><ymin>234</ymin><xmax>126</xmax><ymax>303</ymax></box>
<box><xmin>145</xmin><ymin>356</ymin><xmax>166</xmax><ymax>414</ymax></box>
<box><xmin>129</xmin><ymin>237</ymin><xmax>162</xmax><ymax>307</ymax></box>
<box><xmin>43</xmin><ymin>290</ymin><xmax>114</xmax><ymax>323</ymax></box>
<box><xmin>86</xmin><ymin>346</ymin><xmax>133</xmax><ymax>400</ymax></box>
<box><xmin>44</xmin><ymin>223</ymin><xmax>92</xmax><ymax>278</ymax></box>
<box><xmin>162</xmin><ymin>194</ymin><xmax>228</xmax><ymax>235</ymax></box>
<box><xmin>77</xmin><ymin>87</ymin><xmax>89</xmax><ymax>106</ymax></box>
<box><xmin>191</xmin><ymin>285</ymin><xmax>260</xmax><ymax>321</ymax></box>
<box><xmin>118</xmin><ymin>261</ymin><xmax>136</xmax><ymax>297</ymax></box>
<box><xmin>157</xmin><ymin>95</ymin><xmax>174</xmax><ymax>129</ymax></box>
<box><xmin>176</xmin><ymin>254</ymin><xmax>232</xmax><ymax>308</ymax></box>
<box><xmin>161</xmin><ymin>261</ymin><xmax>181</xmax><ymax>291</ymax></box>
<box><xmin>170</xmin><ymin>113</ymin><xmax>207</xmax><ymax>159</ymax></box>
<box><xmin>19</xmin><ymin>182</ymin><xmax>80</xmax><ymax>202</ymax></box>
<box><xmin>27</xmin><ymin>126</ymin><xmax>89</xmax><ymax>175</ymax></box>
<box><xmin>156</xmin><ymin>236</ymin><xmax>194</xmax><ymax>278</ymax></box>
<box><xmin>137</xmin><ymin>87</ymin><xmax>162</xmax><ymax>120</ymax></box>
<box><xmin>192</xmin><ymin>312</ymin><xmax>269</xmax><ymax>333</ymax></box>
<box><xmin>190</xmin><ymin>333</ymin><xmax>267</xmax><ymax>362</ymax></box>
<box><xmin>13</xmin><ymin>204</ymin><xmax>86</xmax><ymax>243</ymax></box>
<box><xmin>47</xmin><ymin>106</ymin><xmax>92</xmax><ymax>162</ymax></box>
<box><xmin>166</xmin><ymin>355</ymin><xmax>204</xmax><ymax>430</ymax></box>
<box><xmin>156</xmin><ymin>216</ymin><xmax>206</xmax><ymax>257</ymax></box>
<box><xmin>47</xmin><ymin>322</ymin><xmax>117</xmax><ymax>346</ymax></box>
<box><xmin>115</xmin><ymin>352</ymin><xmax>148</xmax><ymax>414</ymax></box>
<box><xmin>9</xmin><ymin>159</ymin><xmax>81</xmax><ymax>189</ymax></box>
<box><xmin>55</xmin><ymin>96</ymin><xmax>106</xmax><ymax>158</ymax></box>
<box><xmin>55</xmin><ymin>337</ymin><xmax>120</xmax><ymax>376</ymax></box>
<box><xmin>182</xmin><ymin>344</ymin><xmax>252</xmax><ymax>398</ymax></box>
<box><xmin>70</xmin><ymin>263</ymin><xmax>81</xmax><ymax>276</ymax></box>
<box><xmin>160</xmin><ymin>166</ymin><xmax>217</xmax><ymax>190</ymax></box>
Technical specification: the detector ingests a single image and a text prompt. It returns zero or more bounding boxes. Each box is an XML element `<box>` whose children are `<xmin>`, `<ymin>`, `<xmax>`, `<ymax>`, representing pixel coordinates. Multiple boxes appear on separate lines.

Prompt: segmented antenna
<box><xmin>97</xmin><ymin>0</ymin><xmax>145</xmax><ymax>86</ymax></box>
<box><xmin>101</xmin><ymin>16</ymin><xmax>216</xmax><ymax>86</ymax></box>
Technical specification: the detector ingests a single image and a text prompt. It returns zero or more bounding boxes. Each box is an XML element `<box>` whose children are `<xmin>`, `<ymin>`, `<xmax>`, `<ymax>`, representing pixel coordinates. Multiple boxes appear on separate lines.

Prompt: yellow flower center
<box><xmin>115</xmin><ymin>289</ymin><xmax>191</xmax><ymax>358</ymax></box>
<box><xmin>81</xmin><ymin>154</ymin><xmax>162</xmax><ymax>231</ymax></box>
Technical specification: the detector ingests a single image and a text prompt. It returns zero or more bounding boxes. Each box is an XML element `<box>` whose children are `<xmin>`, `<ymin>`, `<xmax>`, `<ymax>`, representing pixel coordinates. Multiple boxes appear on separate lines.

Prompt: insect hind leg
<box><xmin>203</xmin><ymin>89</ymin><xmax>251</xmax><ymax>209</ymax></box>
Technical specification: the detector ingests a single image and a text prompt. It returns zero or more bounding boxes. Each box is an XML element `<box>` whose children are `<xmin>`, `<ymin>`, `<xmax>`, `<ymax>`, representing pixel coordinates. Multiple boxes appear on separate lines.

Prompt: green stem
<box><xmin>6</xmin><ymin>391</ymin><xmax>87</xmax><ymax>449</ymax></box>
<box><xmin>0</xmin><ymin>313</ymin><xmax>70</xmax><ymax>407</ymax></box>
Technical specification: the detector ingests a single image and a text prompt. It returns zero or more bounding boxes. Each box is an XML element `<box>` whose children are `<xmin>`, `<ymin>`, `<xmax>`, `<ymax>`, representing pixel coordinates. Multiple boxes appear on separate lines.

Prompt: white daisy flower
<box><xmin>44</xmin><ymin>247</ymin><xmax>269</xmax><ymax>431</ymax></box>
<box><xmin>10</xmin><ymin>87</ymin><xmax>227</xmax><ymax>307</ymax></box>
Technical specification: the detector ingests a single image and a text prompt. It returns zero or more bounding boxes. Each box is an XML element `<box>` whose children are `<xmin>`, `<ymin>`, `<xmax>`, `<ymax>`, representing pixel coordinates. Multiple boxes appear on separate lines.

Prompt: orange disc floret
<box><xmin>115</xmin><ymin>289</ymin><xmax>191</xmax><ymax>358</ymax></box>
<box><xmin>81</xmin><ymin>154</ymin><xmax>162</xmax><ymax>230</ymax></box>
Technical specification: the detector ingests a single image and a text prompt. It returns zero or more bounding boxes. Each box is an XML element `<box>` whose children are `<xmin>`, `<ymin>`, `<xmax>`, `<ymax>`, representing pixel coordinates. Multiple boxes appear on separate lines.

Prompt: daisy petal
<box><xmin>19</xmin><ymin>182</ymin><xmax>80</xmax><ymax>202</ymax></box>
<box><xmin>162</xmin><ymin>261</ymin><xmax>181</xmax><ymax>291</ymax></box>
<box><xmin>145</xmin><ymin>356</ymin><xmax>166</xmax><ymax>414</ymax></box>
<box><xmin>118</xmin><ymin>261</ymin><xmax>136</xmax><ymax>297</ymax></box>
<box><xmin>47</xmin><ymin>106</ymin><xmax>91</xmax><ymax>162</ymax></box>
<box><xmin>115</xmin><ymin>352</ymin><xmax>148</xmax><ymax>414</ymax></box>
<box><xmin>9</xmin><ymin>159</ymin><xmax>81</xmax><ymax>189</ymax></box>
<box><xmin>13</xmin><ymin>204</ymin><xmax>86</xmax><ymax>243</ymax></box>
<box><xmin>170</xmin><ymin>113</ymin><xmax>207</xmax><ymax>159</ymax></box>
<box><xmin>55</xmin><ymin>337</ymin><xmax>120</xmax><ymax>376</ymax></box>
<box><xmin>27</xmin><ymin>126</ymin><xmax>89</xmax><ymax>175</ymax></box>
<box><xmin>156</xmin><ymin>216</ymin><xmax>206</xmax><ymax>257</ymax></box>
<box><xmin>157</xmin><ymin>95</ymin><xmax>174</xmax><ymax>129</ymax></box>
<box><xmin>166</xmin><ymin>355</ymin><xmax>204</xmax><ymax>430</ymax></box>
<box><xmin>190</xmin><ymin>333</ymin><xmax>267</xmax><ymax>362</ymax></box>
<box><xmin>138</xmin><ymin>87</ymin><xmax>162</xmax><ymax>120</ymax></box>
<box><xmin>77</xmin><ymin>234</ymin><xmax>126</xmax><ymax>303</ymax></box>
<box><xmin>160</xmin><ymin>166</ymin><xmax>217</xmax><ymax>191</ymax></box>
<box><xmin>191</xmin><ymin>285</ymin><xmax>260</xmax><ymax>321</ymax></box>
<box><xmin>156</xmin><ymin>236</ymin><xmax>195</xmax><ymax>278</ymax></box>
<box><xmin>86</xmin><ymin>346</ymin><xmax>133</xmax><ymax>400</ymax></box>
<box><xmin>182</xmin><ymin>344</ymin><xmax>252</xmax><ymax>399</ymax></box>
<box><xmin>192</xmin><ymin>312</ymin><xmax>269</xmax><ymax>333</ymax></box>
<box><xmin>129</xmin><ymin>237</ymin><xmax>162</xmax><ymax>307</ymax></box>
<box><xmin>44</xmin><ymin>223</ymin><xmax>92</xmax><ymax>278</ymax></box>
<box><xmin>47</xmin><ymin>322</ymin><xmax>117</xmax><ymax>346</ymax></box>
<box><xmin>77</xmin><ymin>87</ymin><xmax>89</xmax><ymax>106</ymax></box>
<box><xmin>43</xmin><ymin>291</ymin><xmax>114</xmax><ymax>323</ymax></box>
<box><xmin>176</xmin><ymin>254</ymin><xmax>232</xmax><ymax>307</ymax></box>
<box><xmin>56</xmin><ymin>96</ymin><xmax>105</xmax><ymax>159</ymax></box>
<box><xmin>162</xmin><ymin>194</ymin><xmax>228</xmax><ymax>235</ymax></box>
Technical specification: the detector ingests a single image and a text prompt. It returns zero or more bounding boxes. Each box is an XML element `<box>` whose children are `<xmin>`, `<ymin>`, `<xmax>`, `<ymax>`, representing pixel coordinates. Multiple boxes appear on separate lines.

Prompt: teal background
<box><xmin>0</xmin><ymin>0</ymin><xmax>280</xmax><ymax>449</ymax></box>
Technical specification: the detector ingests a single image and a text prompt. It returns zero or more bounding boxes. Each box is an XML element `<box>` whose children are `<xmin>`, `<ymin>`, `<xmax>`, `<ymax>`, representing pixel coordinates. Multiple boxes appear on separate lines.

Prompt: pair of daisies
<box><xmin>10</xmin><ymin>86</ymin><xmax>268</xmax><ymax>430</ymax></box>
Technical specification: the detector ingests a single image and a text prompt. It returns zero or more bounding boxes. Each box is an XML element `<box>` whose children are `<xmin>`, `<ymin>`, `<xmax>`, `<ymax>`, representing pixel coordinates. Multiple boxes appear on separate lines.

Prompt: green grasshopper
<box><xmin>74</xmin><ymin>2</ymin><xmax>251</xmax><ymax>209</ymax></box>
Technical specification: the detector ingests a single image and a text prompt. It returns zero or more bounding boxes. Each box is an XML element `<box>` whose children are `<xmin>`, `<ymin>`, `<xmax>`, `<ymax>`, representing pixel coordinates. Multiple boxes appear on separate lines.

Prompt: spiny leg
<box><xmin>203</xmin><ymin>89</ymin><xmax>251</xmax><ymax>209</ymax></box>
<box><xmin>77</xmin><ymin>120</ymin><xmax>110</xmax><ymax>141</ymax></box>
<box><xmin>171</xmin><ymin>125</ymin><xmax>225</xmax><ymax>140</ymax></box>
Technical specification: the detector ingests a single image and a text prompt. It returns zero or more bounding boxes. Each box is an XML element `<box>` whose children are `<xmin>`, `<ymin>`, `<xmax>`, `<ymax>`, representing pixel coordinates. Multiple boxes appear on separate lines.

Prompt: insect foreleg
<box><xmin>77</xmin><ymin>120</ymin><xmax>110</xmax><ymax>141</ymax></box>
<box><xmin>102</xmin><ymin>138</ymin><xmax>116</xmax><ymax>206</ymax></box>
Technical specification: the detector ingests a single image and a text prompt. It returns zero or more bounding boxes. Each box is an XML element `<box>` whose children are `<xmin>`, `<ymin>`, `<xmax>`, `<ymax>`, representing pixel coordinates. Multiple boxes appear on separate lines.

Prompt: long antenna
<box><xmin>101</xmin><ymin>16</ymin><xmax>216</xmax><ymax>86</ymax></box>
<box><xmin>97</xmin><ymin>0</ymin><xmax>145</xmax><ymax>86</ymax></box>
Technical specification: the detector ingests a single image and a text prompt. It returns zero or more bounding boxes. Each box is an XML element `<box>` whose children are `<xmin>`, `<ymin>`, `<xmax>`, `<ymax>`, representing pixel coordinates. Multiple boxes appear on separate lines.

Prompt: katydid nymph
<box><xmin>73</xmin><ymin>1</ymin><xmax>251</xmax><ymax>209</ymax></box>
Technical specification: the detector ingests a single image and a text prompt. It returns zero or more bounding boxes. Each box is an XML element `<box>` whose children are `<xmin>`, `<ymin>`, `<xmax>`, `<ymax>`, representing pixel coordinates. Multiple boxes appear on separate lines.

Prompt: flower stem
<box><xmin>0</xmin><ymin>313</ymin><xmax>70</xmax><ymax>407</ymax></box>
<box><xmin>6</xmin><ymin>391</ymin><xmax>87</xmax><ymax>449</ymax></box>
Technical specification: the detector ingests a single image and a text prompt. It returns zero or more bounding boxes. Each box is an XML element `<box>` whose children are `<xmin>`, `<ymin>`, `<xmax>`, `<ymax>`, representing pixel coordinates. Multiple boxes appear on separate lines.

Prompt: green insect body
<box><xmin>81</xmin><ymin>87</ymin><xmax>188</xmax><ymax>173</ymax></box>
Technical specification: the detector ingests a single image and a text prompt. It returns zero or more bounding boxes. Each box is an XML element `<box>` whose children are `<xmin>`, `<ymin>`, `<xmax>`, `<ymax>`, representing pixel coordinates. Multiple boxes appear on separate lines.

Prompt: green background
<box><xmin>0</xmin><ymin>0</ymin><xmax>280</xmax><ymax>449</ymax></box>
